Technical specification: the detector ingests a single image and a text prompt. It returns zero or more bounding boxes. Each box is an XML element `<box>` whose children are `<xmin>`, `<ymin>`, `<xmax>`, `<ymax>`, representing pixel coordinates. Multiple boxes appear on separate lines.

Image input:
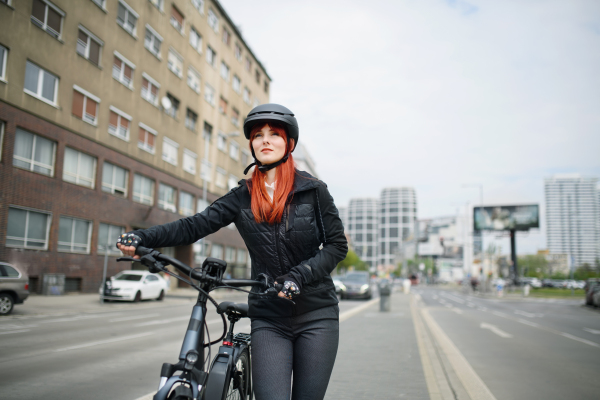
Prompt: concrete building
<box><xmin>378</xmin><ymin>187</ymin><xmax>417</xmax><ymax>268</ymax></box>
<box><xmin>345</xmin><ymin>198</ymin><xmax>378</xmax><ymax>270</ymax></box>
<box><xmin>544</xmin><ymin>174</ymin><xmax>599</xmax><ymax>267</ymax></box>
<box><xmin>292</xmin><ymin>142</ymin><xmax>318</xmax><ymax>178</ymax></box>
<box><xmin>0</xmin><ymin>0</ymin><xmax>270</xmax><ymax>292</ymax></box>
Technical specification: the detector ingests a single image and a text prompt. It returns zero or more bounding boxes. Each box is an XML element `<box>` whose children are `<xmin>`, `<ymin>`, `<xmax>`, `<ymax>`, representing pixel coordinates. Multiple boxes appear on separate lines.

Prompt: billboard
<box><xmin>474</xmin><ymin>204</ymin><xmax>539</xmax><ymax>231</ymax></box>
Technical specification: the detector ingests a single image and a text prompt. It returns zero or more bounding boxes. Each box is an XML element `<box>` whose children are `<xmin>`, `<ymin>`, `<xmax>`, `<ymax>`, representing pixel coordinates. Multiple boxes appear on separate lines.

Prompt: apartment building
<box><xmin>344</xmin><ymin>198</ymin><xmax>378</xmax><ymax>270</ymax></box>
<box><xmin>544</xmin><ymin>174</ymin><xmax>599</xmax><ymax>267</ymax></box>
<box><xmin>0</xmin><ymin>0</ymin><xmax>271</xmax><ymax>292</ymax></box>
<box><xmin>378</xmin><ymin>187</ymin><xmax>417</xmax><ymax>267</ymax></box>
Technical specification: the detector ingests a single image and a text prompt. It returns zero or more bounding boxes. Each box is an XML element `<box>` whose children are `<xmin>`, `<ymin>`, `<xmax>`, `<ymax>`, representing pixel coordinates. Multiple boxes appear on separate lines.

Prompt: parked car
<box><xmin>340</xmin><ymin>272</ymin><xmax>372</xmax><ymax>300</ymax></box>
<box><xmin>0</xmin><ymin>262</ymin><xmax>30</xmax><ymax>315</ymax></box>
<box><xmin>585</xmin><ymin>279</ymin><xmax>600</xmax><ymax>306</ymax></box>
<box><xmin>100</xmin><ymin>270</ymin><xmax>168</xmax><ymax>302</ymax></box>
<box><xmin>518</xmin><ymin>277</ymin><xmax>542</xmax><ymax>288</ymax></box>
<box><xmin>332</xmin><ymin>277</ymin><xmax>346</xmax><ymax>297</ymax></box>
<box><xmin>593</xmin><ymin>286</ymin><xmax>600</xmax><ymax>308</ymax></box>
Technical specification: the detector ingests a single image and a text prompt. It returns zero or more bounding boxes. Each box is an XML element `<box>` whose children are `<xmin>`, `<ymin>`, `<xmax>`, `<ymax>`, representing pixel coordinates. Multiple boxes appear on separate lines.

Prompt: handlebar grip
<box><xmin>274</xmin><ymin>283</ymin><xmax>283</xmax><ymax>292</ymax></box>
<box><xmin>135</xmin><ymin>246</ymin><xmax>153</xmax><ymax>256</ymax></box>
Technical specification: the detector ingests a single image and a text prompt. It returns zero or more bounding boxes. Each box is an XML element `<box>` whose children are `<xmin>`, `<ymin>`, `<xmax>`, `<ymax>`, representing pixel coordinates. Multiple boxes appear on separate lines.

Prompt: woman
<box><xmin>117</xmin><ymin>103</ymin><xmax>348</xmax><ymax>400</ymax></box>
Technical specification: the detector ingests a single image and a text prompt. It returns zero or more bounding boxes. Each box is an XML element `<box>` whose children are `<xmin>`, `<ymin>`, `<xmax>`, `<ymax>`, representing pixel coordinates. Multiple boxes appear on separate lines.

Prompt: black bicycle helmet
<box><xmin>243</xmin><ymin>103</ymin><xmax>299</xmax><ymax>150</ymax></box>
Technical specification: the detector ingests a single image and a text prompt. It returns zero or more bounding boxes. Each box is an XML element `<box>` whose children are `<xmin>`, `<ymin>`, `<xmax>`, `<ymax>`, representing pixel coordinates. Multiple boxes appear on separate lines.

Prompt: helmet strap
<box><xmin>244</xmin><ymin>153</ymin><xmax>289</xmax><ymax>175</ymax></box>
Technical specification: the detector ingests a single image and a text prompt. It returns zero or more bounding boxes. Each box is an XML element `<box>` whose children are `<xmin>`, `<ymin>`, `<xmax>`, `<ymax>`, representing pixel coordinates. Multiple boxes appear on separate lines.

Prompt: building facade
<box><xmin>0</xmin><ymin>0</ymin><xmax>270</xmax><ymax>292</ymax></box>
<box><xmin>378</xmin><ymin>187</ymin><xmax>417</xmax><ymax>267</ymax></box>
<box><xmin>544</xmin><ymin>174</ymin><xmax>599</xmax><ymax>267</ymax></box>
<box><xmin>344</xmin><ymin>198</ymin><xmax>378</xmax><ymax>270</ymax></box>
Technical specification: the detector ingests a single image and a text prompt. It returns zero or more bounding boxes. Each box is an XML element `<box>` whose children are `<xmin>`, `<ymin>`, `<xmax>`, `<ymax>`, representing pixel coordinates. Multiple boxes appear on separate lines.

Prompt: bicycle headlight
<box><xmin>185</xmin><ymin>350</ymin><xmax>199</xmax><ymax>365</ymax></box>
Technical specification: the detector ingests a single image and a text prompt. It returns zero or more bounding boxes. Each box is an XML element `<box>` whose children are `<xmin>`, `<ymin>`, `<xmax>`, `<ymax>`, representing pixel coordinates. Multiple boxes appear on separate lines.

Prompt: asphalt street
<box><xmin>0</xmin><ymin>291</ymin><xmax>373</xmax><ymax>400</ymax></box>
<box><xmin>413</xmin><ymin>286</ymin><xmax>600</xmax><ymax>400</ymax></box>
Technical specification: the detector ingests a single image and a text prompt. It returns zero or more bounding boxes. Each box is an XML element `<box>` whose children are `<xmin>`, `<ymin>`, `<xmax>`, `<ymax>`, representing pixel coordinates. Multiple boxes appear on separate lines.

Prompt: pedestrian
<box><xmin>116</xmin><ymin>103</ymin><xmax>348</xmax><ymax>400</ymax></box>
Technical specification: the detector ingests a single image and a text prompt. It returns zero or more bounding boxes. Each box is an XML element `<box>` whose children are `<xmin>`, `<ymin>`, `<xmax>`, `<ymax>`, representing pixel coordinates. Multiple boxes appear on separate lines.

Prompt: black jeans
<box><xmin>250</xmin><ymin>305</ymin><xmax>339</xmax><ymax>400</ymax></box>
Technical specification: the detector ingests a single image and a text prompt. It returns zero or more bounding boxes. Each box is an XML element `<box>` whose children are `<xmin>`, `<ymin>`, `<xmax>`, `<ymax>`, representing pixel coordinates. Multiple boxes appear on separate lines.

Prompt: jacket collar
<box><xmin>238</xmin><ymin>169</ymin><xmax>321</xmax><ymax>194</ymax></box>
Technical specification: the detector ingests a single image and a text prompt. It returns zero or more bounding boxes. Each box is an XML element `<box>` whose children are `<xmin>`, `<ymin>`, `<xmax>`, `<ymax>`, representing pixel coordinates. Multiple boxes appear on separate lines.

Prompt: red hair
<box><xmin>248</xmin><ymin>122</ymin><xmax>296</xmax><ymax>224</ymax></box>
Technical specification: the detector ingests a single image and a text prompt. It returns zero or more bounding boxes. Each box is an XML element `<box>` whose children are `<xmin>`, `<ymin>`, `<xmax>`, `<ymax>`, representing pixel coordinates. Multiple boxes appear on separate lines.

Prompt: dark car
<box><xmin>340</xmin><ymin>272</ymin><xmax>372</xmax><ymax>300</ymax></box>
<box><xmin>585</xmin><ymin>279</ymin><xmax>600</xmax><ymax>306</ymax></box>
<box><xmin>0</xmin><ymin>262</ymin><xmax>30</xmax><ymax>315</ymax></box>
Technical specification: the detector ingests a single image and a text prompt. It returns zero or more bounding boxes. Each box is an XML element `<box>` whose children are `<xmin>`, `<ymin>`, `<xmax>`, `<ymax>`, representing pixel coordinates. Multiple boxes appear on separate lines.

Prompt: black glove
<box><xmin>275</xmin><ymin>274</ymin><xmax>301</xmax><ymax>299</ymax></box>
<box><xmin>116</xmin><ymin>232</ymin><xmax>142</xmax><ymax>251</ymax></box>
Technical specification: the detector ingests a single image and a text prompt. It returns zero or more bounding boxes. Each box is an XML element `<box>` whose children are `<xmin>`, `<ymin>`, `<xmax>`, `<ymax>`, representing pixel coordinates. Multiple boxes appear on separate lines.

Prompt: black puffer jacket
<box><xmin>132</xmin><ymin>170</ymin><xmax>348</xmax><ymax>318</ymax></box>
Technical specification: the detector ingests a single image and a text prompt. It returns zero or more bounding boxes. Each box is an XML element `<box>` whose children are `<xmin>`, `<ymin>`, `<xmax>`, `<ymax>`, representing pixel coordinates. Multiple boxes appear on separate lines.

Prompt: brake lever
<box><xmin>116</xmin><ymin>256</ymin><xmax>138</xmax><ymax>262</ymax></box>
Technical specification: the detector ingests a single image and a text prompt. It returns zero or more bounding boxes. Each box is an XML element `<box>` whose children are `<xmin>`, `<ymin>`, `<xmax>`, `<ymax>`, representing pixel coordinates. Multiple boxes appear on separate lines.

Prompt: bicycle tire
<box><xmin>223</xmin><ymin>349</ymin><xmax>251</xmax><ymax>400</ymax></box>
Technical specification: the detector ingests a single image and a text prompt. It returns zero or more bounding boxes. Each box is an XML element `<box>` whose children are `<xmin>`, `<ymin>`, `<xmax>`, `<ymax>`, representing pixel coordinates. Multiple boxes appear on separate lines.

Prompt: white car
<box><xmin>100</xmin><ymin>270</ymin><xmax>169</xmax><ymax>302</ymax></box>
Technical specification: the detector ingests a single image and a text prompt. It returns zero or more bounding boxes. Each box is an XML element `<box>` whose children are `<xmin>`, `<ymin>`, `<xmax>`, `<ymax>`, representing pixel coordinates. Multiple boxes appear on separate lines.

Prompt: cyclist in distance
<box><xmin>117</xmin><ymin>103</ymin><xmax>348</xmax><ymax>400</ymax></box>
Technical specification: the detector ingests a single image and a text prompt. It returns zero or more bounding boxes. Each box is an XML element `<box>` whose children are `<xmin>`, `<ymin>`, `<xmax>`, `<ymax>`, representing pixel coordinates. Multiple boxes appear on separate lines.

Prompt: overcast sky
<box><xmin>220</xmin><ymin>0</ymin><xmax>600</xmax><ymax>255</ymax></box>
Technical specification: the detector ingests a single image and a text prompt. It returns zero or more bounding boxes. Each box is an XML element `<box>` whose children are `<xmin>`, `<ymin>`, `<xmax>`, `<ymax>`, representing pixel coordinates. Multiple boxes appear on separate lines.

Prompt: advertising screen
<box><xmin>474</xmin><ymin>204</ymin><xmax>539</xmax><ymax>231</ymax></box>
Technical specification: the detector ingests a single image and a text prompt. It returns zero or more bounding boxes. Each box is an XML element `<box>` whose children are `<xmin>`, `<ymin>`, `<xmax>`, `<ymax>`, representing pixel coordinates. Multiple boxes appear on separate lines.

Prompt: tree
<box><xmin>517</xmin><ymin>254</ymin><xmax>548</xmax><ymax>278</ymax></box>
<box><xmin>336</xmin><ymin>249</ymin><xmax>367</xmax><ymax>273</ymax></box>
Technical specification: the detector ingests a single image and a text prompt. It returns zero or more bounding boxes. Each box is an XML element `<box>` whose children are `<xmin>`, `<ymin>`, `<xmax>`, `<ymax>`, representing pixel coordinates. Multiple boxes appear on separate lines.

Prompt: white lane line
<box><xmin>55</xmin><ymin>332</ymin><xmax>154</xmax><ymax>352</ymax></box>
<box><xmin>110</xmin><ymin>313</ymin><xmax>160</xmax><ymax>323</ymax></box>
<box><xmin>518</xmin><ymin>319</ymin><xmax>539</xmax><ymax>327</ymax></box>
<box><xmin>583</xmin><ymin>328</ymin><xmax>600</xmax><ymax>335</ymax></box>
<box><xmin>0</xmin><ymin>329</ymin><xmax>31</xmax><ymax>335</ymax></box>
<box><xmin>443</xmin><ymin>294</ymin><xmax>466</xmax><ymax>304</ymax></box>
<box><xmin>0</xmin><ymin>324</ymin><xmax>37</xmax><ymax>330</ymax></box>
<box><xmin>514</xmin><ymin>310</ymin><xmax>543</xmax><ymax>318</ymax></box>
<box><xmin>480</xmin><ymin>323</ymin><xmax>513</xmax><ymax>338</ymax></box>
<box><xmin>136</xmin><ymin>317</ymin><xmax>222</xmax><ymax>327</ymax></box>
<box><xmin>560</xmin><ymin>333</ymin><xmax>600</xmax><ymax>348</ymax></box>
<box><xmin>493</xmin><ymin>311</ymin><xmax>508</xmax><ymax>318</ymax></box>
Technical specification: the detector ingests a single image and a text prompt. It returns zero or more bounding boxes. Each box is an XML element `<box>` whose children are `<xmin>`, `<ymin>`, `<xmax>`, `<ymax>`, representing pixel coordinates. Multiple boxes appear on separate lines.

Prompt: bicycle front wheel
<box><xmin>224</xmin><ymin>349</ymin><xmax>251</xmax><ymax>400</ymax></box>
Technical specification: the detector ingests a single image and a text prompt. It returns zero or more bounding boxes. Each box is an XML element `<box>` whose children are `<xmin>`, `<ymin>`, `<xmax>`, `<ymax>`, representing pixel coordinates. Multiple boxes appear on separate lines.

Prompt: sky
<box><xmin>220</xmin><ymin>0</ymin><xmax>600</xmax><ymax>255</ymax></box>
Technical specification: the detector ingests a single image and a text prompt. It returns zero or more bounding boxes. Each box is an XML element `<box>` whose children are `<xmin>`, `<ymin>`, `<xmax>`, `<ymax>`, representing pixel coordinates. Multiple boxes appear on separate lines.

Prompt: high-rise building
<box><xmin>378</xmin><ymin>187</ymin><xmax>417</xmax><ymax>267</ymax></box>
<box><xmin>345</xmin><ymin>198</ymin><xmax>378</xmax><ymax>270</ymax></box>
<box><xmin>0</xmin><ymin>0</ymin><xmax>270</xmax><ymax>292</ymax></box>
<box><xmin>292</xmin><ymin>142</ymin><xmax>318</xmax><ymax>178</ymax></box>
<box><xmin>545</xmin><ymin>174</ymin><xmax>600</xmax><ymax>267</ymax></box>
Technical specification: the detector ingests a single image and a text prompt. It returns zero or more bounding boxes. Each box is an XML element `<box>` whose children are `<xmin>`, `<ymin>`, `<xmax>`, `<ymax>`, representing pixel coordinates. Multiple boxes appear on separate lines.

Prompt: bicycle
<box><xmin>117</xmin><ymin>246</ymin><xmax>283</xmax><ymax>400</ymax></box>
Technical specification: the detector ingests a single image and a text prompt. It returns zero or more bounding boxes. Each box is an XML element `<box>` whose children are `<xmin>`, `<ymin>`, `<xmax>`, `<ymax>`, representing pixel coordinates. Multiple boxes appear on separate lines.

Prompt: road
<box><xmin>0</xmin><ymin>292</ymin><xmax>372</xmax><ymax>400</ymax></box>
<box><xmin>413</xmin><ymin>286</ymin><xmax>600</xmax><ymax>400</ymax></box>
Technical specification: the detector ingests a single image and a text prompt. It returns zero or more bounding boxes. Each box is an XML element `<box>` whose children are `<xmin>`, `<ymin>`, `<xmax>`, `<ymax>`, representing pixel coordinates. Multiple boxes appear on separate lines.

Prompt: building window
<box><xmin>149</xmin><ymin>0</ymin><xmax>163</xmax><ymax>10</ymax></box>
<box><xmin>187</xmin><ymin>66</ymin><xmax>201</xmax><ymax>93</ymax></box>
<box><xmin>164</xmin><ymin>93</ymin><xmax>180</xmax><ymax>118</ymax></box>
<box><xmin>201</xmin><ymin>159</ymin><xmax>212</xmax><ymax>182</ymax></box>
<box><xmin>229</xmin><ymin>141</ymin><xmax>239</xmax><ymax>161</ymax></box>
<box><xmin>222</xmin><ymin>28</ymin><xmax>230</xmax><ymax>45</ymax></box>
<box><xmin>112</xmin><ymin>52</ymin><xmax>135</xmax><ymax>88</ymax></box>
<box><xmin>24</xmin><ymin>61</ymin><xmax>58</xmax><ymax>106</ymax></box>
<box><xmin>0</xmin><ymin>121</ymin><xmax>4</xmax><ymax>162</ymax></box>
<box><xmin>158</xmin><ymin>183</ymin><xmax>177</xmax><ymax>212</ymax></box>
<box><xmin>191</xmin><ymin>0</ymin><xmax>204</xmax><ymax>14</ymax></box>
<box><xmin>133</xmin><ymin>174</ymin><xmax>154</xmax><ymax>205</ymax></box>
<box><xmin>225</xmin><ymin>246</ymin><xmax>235</xmax><ymax>262</ymax></box>
<box><xmin>253</xmin><ymin>97</ymin><xmax>260</xmax><ymax>108</ymax></box>
<box><xmin>102</xmin><ymin>162</ymin><xmax>128</xmax><ymax>196</ymax></box>
<box><xmin>63</xmin><ymin>147</ymin><xmax>97</xmax><ymax>188</ymax></box>
<box><xmin>244</xmin><ymin>56</ymin><xmax>251</xmax><ymax>72</ymax></box>
<box><xmin>231</xmin><ymin>107</ymin><xmax>240</xmax><ymax>127</ymax></box>
<box><xmin>189</xmin><ymin>27</ymin><xmax>202</xmax><ymax>53</ymax></box>
<box><xmin>237</xmin><ymin>248</ymin><xmax>247</xmax><ymax>264</ymax></box>
<box><xmin>58</xmin><ymin>216</ymin><xmax>92</xmax><ymax>253</ymax></box>
<box><xmin>183</xmin><ymin>148</ymin><xmax>197</xmax><ymax>174</ymax></box>
<box><xmin>108</xmin><ymin>106</ymin><xmax>132</xmax><ymax>141</ymax></box>
<box><xmin>144</xmin><ymin>24</ymin><xmax>163</xmax><ymax>58</ymax></box>
<box><xmin>167</xmin><ymin>48</ymin><xmax>183</xmax><ymax>78</ymax></box>
<box><xmin>98</xmin><ymin>223</ymin><xmax>125</xmax><ymax>255</ymax></box>
<box><xmin>228</xmin><ymin>174</ymin><xmax>238</xmax><ymax>190</ymax></box>
<box><xmin>76</xmin><ymin>26</ymin><xmax>103</xmax><ymax>67</ymax></box>
<box><xmin>31</xmin><ymin>0</ymin><xmax>64</xmax><ymax>39</ymax></box>
<box><xmin>91</xmin><ymin>0</ymin><xmax>106</xmax><ymax>9</ymax></box>
<box><xmin>232</xmin><ymin>75</ymin><xmax>241</xmax><ymax>94</ymax></box>
<box><xmin>217</xmin><ymin>133</ymin><xmax>227</xmax><ymax>152</ymax></box>
<box><xmin>185</xmin><ymin>108</ymin><xmax>198</xmax><ymax>131</ymax></box>
<box><xmin>117</xmin><ymin>0</ymin><xmax>138</xmax><ymax>36</ymax></box>
<box><xmin>240</xmin><ymin>150</ymin><xmax>249</xmax><ymax>167</ymax></box>
<box><xmin>255</xmin><ymin>69</ymin><xmax>260</xmax><ymax>84</ymax></box>
<box><xmin>204</xmin><ymin>83</ymin><xmax>215</xmax><ymax>106</ymax></box>
<box><xmin>6</xmin><ymin>207</ymin><xmax>51</xmax><ymax>250</ymax></box>
<box><xmin>219</xmin><ymin>97</ymin><xmax>228</xmax><ymax>115</ymax></box>
<box><xmin>206</xmin><ymin>46</ymin><xmax>216</xmax><ymax>67</ymax></box>
<box><xmin>0</xmin><ymin>45</ymin><xmax>6</xmax><ymax>81</ymax></box>
<box><xmin>211</xmin><ymin>244</ymin><xmax>223</xmax><ymax>259</ymax></box>
<box><xmin>215</xmin><ymin>167</ymin><xmax>226</xmax><ymax>188</ymax></box>
<box><xmin>207</xmin><ymin>8</ymin><xmax>219</xmax><ymax>32</ymax></box>
<box><xmin>264</xmin><ymin>80</ymin><xmax>269</xmax><ymax>94</ymax></box>
<box><xmin>243</xmin><ymin>87</ymin><xmax>250</xmax><ymax>105</ymax></box>
<box><xmin>162</xmin><ymin>137</ymin><xmax>178</xmax><ymax>165</ymax></box>
<box><xmin>170</xmin><ymin>5</ymin><xmax>184</xmax><ymax>33</ymax></box>
<box><xmin>179</xmin><ymin>191</ymin><xmax>194</xmax><ymax>216</ymax></box>
<box><xmin>138</xmin><ymin>122</ymin><xmax>157</xmax><ymax>154</ymax></box>
<box><xmin>141</xmin><ymin>72</ymin><xmax>160</xmax><ymax>106</ymax></box>
<box><xmin>72</xmin><ymin>85</ymin><xmax>100</xmax><ymax>125</ymax></box>
<box><xmin>234</xmin><ymin>43</ymin><xmax>242</xmax><ymax>60</ymax></box>
<box><xmin>220</xmin><ymin>62</ymin><xmax>230</xmax><ymax>82</ymax></box>
<box><xmin>13</xmin><ymin>129</ymin><xmax>56</xmax><ymax>176</ymax></box>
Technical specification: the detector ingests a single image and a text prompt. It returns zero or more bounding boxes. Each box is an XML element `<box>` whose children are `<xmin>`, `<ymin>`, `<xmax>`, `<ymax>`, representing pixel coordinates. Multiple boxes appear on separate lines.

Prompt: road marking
<box><xmin>480</xmin><ymin>323</ymin><xmax>513</xmax><ymax>338</ymax></box>
<box><xmin>0</xmin><ymin>329</ymin><xmax>31</xmax><ymax>335</ymax></box>
<box><xmin>560</xmin><ymin>333</ymin><xmax>600</xmax><ymax>348</ymax></box>
<box><xmin>55</xmin><ymin>332</ymin><xmax>154</xmax><ymax>352</ymax></box>
<box><xmin>39</xmin><ymin>315</ymin><xmax>104</xmax><ymax>324</ymax></box>
<box><xmin>110</xmin><ymin>313</ymin><xmax>160</xmax><ymax>322</ymax></box>
<box><xmin>0</xmin><ymin>324</ymin><xmax>37</xmax><ymax>330</ymax></box>
<box><xmin>492</xmin><ymin>311</ymin><xmax>508</xmax><ymax>318</ymax></box>
<box><xmin>514</xmin><ymin>310</ymin><xmax>543</xmax><ymax>318</ymax></box>
<box><xmin>443</xmin><ymin>294</ymin><xmax>466</xmax><ymax>304</ymax></box>
<box><xmin>517</xmin><ymin>319</ymin><xmax>539</xmax><ymax>327</ymax></box>
<box><xmin>583</xmin><ymin>328</ymin><xmax>600</xmax><ymax>335</ymax></box>
<box><xmin>477</xmin><ymin>307</ymin><xmax>488</xmax><ymax>311</ymax></box>
<box><xmin>136</xmin><ymin>316</ymin><xmax>220</xmax><ymax>327</ymax></box>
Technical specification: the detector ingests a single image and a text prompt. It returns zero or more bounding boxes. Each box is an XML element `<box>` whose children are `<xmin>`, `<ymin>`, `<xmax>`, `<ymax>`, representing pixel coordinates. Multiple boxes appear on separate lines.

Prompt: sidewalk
<box><xmin>326</xmin><ymin>290</ymin><xmax>430</xmax><ymax>399</ymax></box>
